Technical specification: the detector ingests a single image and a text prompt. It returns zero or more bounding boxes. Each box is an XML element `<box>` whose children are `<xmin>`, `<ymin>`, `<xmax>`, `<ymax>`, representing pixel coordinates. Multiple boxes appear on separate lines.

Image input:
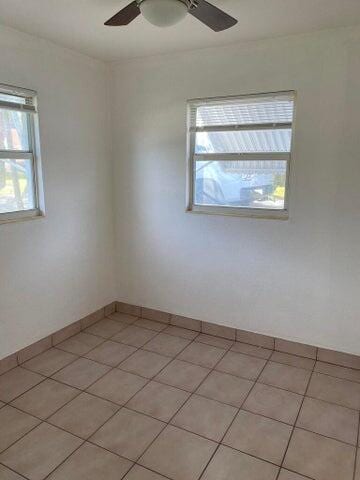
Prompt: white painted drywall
<box><xmin>112</xmin><ymin>27</ymin><xmax>360</xmax><ymax>355</ymax></box>
<box><xmin>0</xmin><ymin>26</ymin><xmax>116</xmax><ymax>359</ymax></box>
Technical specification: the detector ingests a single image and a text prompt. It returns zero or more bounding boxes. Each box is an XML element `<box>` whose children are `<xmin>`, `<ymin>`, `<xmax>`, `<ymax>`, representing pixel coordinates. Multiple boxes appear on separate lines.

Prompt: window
<box><xmin>0</xmin><ymin>84</ymin><xmax>44</xmax><ymax>223</ymax></box>
<box><xmin>186</xmin><ymin>91</ymin><xmax>295</xmax><ymax>218</ymax></box>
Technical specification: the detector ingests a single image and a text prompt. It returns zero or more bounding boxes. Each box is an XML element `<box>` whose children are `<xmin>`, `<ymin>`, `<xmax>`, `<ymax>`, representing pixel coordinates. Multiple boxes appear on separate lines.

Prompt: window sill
<box><xmin>187</xmin><ymin>205</ymin><xmax>289</xmax><ymax>220</ymax></box>
<box><xmin>0</xmin><ymin>209</ymin><xmax>45</xmax><ymax>225</ymax></box>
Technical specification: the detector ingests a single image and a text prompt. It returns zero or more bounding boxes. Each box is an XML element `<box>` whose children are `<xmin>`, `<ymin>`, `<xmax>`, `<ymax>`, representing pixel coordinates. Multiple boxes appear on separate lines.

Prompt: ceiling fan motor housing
<box><xmin>136</xmin><ymin>0</ymin><xmax>198</xmax><ymax>9</ymax></box>
<box><xmin>138</xmin><ymin>0</ymin><xmax>192</xmax><ymax>27</ymax></box>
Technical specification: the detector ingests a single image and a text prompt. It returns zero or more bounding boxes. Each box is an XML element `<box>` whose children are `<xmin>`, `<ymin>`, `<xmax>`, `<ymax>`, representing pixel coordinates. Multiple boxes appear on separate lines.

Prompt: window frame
<box><xmin>0</xmin><ymin>83</ymin><xmax>45</xmax><ymax>224</ymax></box>
<box><xmin>186</xmin><ymin>91</ymin><xmax>296</xmax><ymax>219</ymax></box>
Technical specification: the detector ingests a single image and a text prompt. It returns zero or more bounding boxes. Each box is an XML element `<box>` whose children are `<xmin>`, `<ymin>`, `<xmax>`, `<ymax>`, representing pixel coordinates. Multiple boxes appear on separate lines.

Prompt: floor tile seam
<box><xmin>73</xmin><ymin>330</ymin><xmax>209</xmax><ymax>474</ymax></box>
<box><xmin>237</xmin><ymin>406</ymin><xmax>360</xmax><ymax>445</ymax></box>
<box><xmin>0</xmin><ymin>356</ymin><xmax>132</xmax><ymax>460</ymax></box>
<box><xmin>121</xmin><ymin>336</ymin><xmax>234</xmax><ymax>475</ymax></box>
<box><xmin>16</xmin><ymin>397</ymin><xmax>355</xmax><ymax>458</ymax></box>
<box><xmin>0</xmin><ymin>461</ymin><xmax>30</xmax><ymax>479</ymax></box>
<box><xmin>353</xmin><ymin>413</ymin><xmax>360</xmax><ymax>480</ymax></box>
<box><xmin>310</xmin><ymin>369</ymin><xmax>360</xmax><ymax>386</ymax></box>
<box><xmin>274</xmin><ymin>355</ymin><xmax>317</xmax><ymax>480</ymax></box>
<box><xmin>264</xmin><ymin>358</ymin><xmax>315</xmax><ymax>373</ymax></box>
<box><xmin>197</xmin><ymin>355</ymin><xmax>272</xmax><ymax>479</ymax></box>
<box><xmin>0</xmin><ymin>343</ymin><xmax>147</xmax><ymax>463</ymax></box>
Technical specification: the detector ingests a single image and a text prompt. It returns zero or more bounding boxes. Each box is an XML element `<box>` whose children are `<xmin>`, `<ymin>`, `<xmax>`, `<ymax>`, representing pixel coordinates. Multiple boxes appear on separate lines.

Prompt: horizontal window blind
<box><xmin>187</xmin><ymin>91</ymin><xmax>295</xmax><ymax>217</ymax></box>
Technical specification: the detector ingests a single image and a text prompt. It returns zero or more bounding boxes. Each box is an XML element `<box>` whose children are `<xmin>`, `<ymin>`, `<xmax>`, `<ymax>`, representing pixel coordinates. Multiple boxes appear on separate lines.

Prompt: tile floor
<box><xmin>0</xmin><ymin>312</ymin><xmax>359</xmax><ymax>480</ymax></box>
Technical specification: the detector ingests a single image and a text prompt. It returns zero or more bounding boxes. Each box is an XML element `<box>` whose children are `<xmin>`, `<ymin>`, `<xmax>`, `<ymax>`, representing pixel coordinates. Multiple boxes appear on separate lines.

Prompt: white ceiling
<box><xmin>0</xmin><ymin>0</ymin><xmax>359</xmax><ymax>61</ymax></box>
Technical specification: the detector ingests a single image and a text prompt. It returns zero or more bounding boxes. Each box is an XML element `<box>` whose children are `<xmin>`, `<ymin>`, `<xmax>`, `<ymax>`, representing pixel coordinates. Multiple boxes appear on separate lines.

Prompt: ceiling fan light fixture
<box><xmin>139</xmin><ymin>0</ymin><xmax>188</xmax><ymax>27</ymax></box>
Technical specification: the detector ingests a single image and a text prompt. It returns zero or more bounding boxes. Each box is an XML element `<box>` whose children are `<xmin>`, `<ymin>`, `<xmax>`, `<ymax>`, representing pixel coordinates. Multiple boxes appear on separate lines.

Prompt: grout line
<box><xmin>0</xmin><ymin>462</ymin><xmax>30</xmax><ymax>479</ymax></box>
<box><xmin>353</xmin><ymin>413</ymin><xmax>360</xmax><ymax>480</ymax></box>
<box><xmin>0</xmin><ymin>322</ymin><xmax>150</xmax><ymax>474</ymax></box>
<box><xmin>197</xmin><ymin>353</ymin><xmax>272</xmax><ymax>479</ymax></box>
<box><xmin>3</xmin><ymin>322</ymin><xmax>360</xmax><ymax>415</ymax></box>
<box><xmin>122</xmin><ymin>330</ymin><xmax>235</xmax><ymax>474</ymax></box>
<box><xmin>39</xmin><ymin>320</ymin><xmax>186</xmax><ymax>480</ymax></box>
<box><xmin>274</xmin><ymin>352</ymin><xmax>317</xmax><ymax>480</ymax></box>
<box><xmin>1</xmin><ymin>317</ymin><xmax>359</xmax><ymax>480</ymax></box>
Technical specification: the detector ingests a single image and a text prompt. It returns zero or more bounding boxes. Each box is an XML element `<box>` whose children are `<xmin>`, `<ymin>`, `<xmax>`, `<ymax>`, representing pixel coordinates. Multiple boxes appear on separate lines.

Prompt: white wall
<box><xmin>0</xmin><ymin>27</ymin><xmax>116</xmax><ymax>359</ymax></box>
<box><xmin>112</xmin><ymin>27</ymin><xmax>360</xmax><ymax>355</ymax></box>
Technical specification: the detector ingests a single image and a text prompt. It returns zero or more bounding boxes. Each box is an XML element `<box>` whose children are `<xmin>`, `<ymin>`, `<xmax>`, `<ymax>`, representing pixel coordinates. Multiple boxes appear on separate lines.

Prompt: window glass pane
<box><xmin>195</xmin><ymin>129</ymin><xmax>292</xmax><ymax>154</ymax></box>
<box><xmin>196</xmin><ymin>99</ymin><xmax>294</xmax><ymax>127</ymax></box>
<box><xmin>194</xmin><ymin>160</ymin><xmax>287</xmax><ymax>210</ymax></box>
<box><xmin>0</xmin><ymin>93</ymin><xmax>26</xmax><ymax>104</ymax></box>
<box><xmin>0</xmin><ymin>109</ymin><xmax>30</xmax><ymax>151</ymax></box>
<box><xmin>0</xmin><ymin>159</ymin><xmax>35</xmax><ymax>213</ymax></box>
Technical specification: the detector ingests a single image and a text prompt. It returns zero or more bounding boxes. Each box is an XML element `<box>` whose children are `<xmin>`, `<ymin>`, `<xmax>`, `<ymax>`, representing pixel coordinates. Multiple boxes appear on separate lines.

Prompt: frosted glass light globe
<box><xmin>140</xmin><ymin>0</ymin><xmax>188</xmax><ymax>27</ymax></box>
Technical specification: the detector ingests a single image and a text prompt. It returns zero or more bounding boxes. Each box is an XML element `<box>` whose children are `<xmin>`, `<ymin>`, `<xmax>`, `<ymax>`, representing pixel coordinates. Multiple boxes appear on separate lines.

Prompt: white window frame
<box><xmin>186</xmin><ymin>91</ymin><xmax>296</xmax><ymax>219</ymax></box>
<box><xmin>0</xmin><ymin>83</ymin><xmax>45</xmax><ymax>224</ymax></box>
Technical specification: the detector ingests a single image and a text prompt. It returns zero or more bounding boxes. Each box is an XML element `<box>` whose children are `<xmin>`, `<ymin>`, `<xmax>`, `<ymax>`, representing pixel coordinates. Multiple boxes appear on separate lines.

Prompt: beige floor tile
<box><xmin>135</xmin><ymin>319</ymin><xmax>167</xmax><ymax>332</ymax></box>
<box><xmin>231</xmin><ymin>342</ymin><xmax>272</xmax><ymax>359</ymax></box>
<box><xmin>163</xmin><ymin>326</ymin><xmax>198</xmax><ymax>340</ymax></box>
<box><xmin>52</xmin><ymin>358</ymin><xmax>110</xmax><ymax>390</ymax></box>
<box><xmin>178</xmin><ymin>342</ymin><xmax>225</xmax><ymax>369</ymax></box>
<box><xmin>223</xmin><ymin>410</ymin><xmax>292</xmax><ymax>465</ymax></box>
<box><xmin>143</xmin><ymin>333</ymin><xmax>191</xmax><ymax>358</ymax></box>
<box><xmin>139</xmin><ymin>425</ymin><xmax>217</xmax><ymax>480</ymax></box>
<box><xmin>196</xmin><ymin>371</ymin><xmax>253</xmax><ymax>408</ymax></box>
<box><xmin>128</xmin><ymin>381</ymin><xmax>190</xmax><ymax>422</ymax></box>
<box><xmin>296</xmin><ymin>397</ymin><xmax>358</xmax><ymax>444</ymax></box>
<box><xmin>11</xmin><ymin>379</ymin><xmax>79</xmax><ymax>419</ymax></box>
<box><xmin>270</xmin><ymin>352</ymin><xmax>315</xmax><ymax>370</ymax></box>
<box><xmin>195</xmin><ymin>334</ymin><xmax>233</xmax><ymax>350</ymax></box>
<box><xmin>87</xmin><ymin>368</ymin><xmax>147</xmax><ymax>404</ymax></box>
<box><xmin>201</xmin><ymin>445</ymin><xmax>279</xmax><ymax>480</ymax></box>
<box><xmin>284</xmin><ymin>428</ymin><xmax>356</xmax><ymax>480</ymax></box>
<box><xmin>112</xmin><ymin>325</ymin><xmax>158</xmax><ymax>348</ymax></box>
<box><xmin>243</xmin><ymin>383</ymin><xmax>303</xmax><ymax>424</ymax></box>
<box><xmin>278</xmin><ymin>470</ymin><xmax>311</xmax><ymax>480</ymax></box>
<box><xmin>0</xmin><ymin>367</ymin><xmax>44</xmax><ymax>402</ymax></box>
<box><xmin>0</xmin><ymin>423</ymin><xmax>82</xmax><ymax>480</ymax></box>
<box><xmin>91</xmin><ymin>408</ymin><xmax>165</xmax><ymax>461</ymax></box>
<box><xmin>0</xmin><ymin>406</ymin><xmax>40</xmax><ymax>453</ymax></box>
<box><xmin>216</xmin><ymin>351</ymin><xmax>266</xmax><ymax>380</ymax></box>
<box><xmin>84</xmin><ymin>318</ymin><xmax>127</xmax><ymax>339</ymax></box>
<box><xmin>307</xmin><ymin>372</ymin><xmax>360</xmax><ymax>410</ymax></box>
<box><xmin>84</xmin><ymin>341</ymin><xmax>136</xmax><ymax>367</ymax></box>
<box><xmin>22</xmin><ymin>349</ymin><xmax>77</xmax><ymax>377</ymax></box>
<box><xmin>259</xmin><ymin>362</ymin><xmax>311</xmax><ymax>394</ymax></box>
<box><xmin>49</xmin><ymin>392</ymin><xmax>119</xmax><ymax>438</ymax></box>
<box><xmin>0</xmin><ymin>464</ymin><xmax>27</xmax><ymax>479</ymax></box>
<box><xmin>155</xmin><ymin>359</ymin><xmax>210</xmax><ymax>392</ymax></box>
<box><xmin>119</xmin><ymin>350</ymin><xmax>171</xmax><ymax>379</ymax></box>
<box><xmin>314</xmin><ymin>361</ymin><xmax>360</xmax><ymax>383</ymax></box>
<box><xmin>48</xmin><ymin>442</ymin><xmax>132</xmax><ymax>480</ymax></box>
<box><xmin>123</xmin><ymin>465</ymin><xmax>168</xmax><ymax>480</ymax></box>
<box><xmin>355</xmin><ymin>450</ymin><xmax>360</xmax><ymax>480</ymax></box>
<box><xmin>57</xmin><ymin>332</ymin><xmax>104</xmax><ymax>355</ymax></box>
<box><xmin>171</xmin><ymin>394</ymin><xmax>237</xmax><ymax>441</ymax></box>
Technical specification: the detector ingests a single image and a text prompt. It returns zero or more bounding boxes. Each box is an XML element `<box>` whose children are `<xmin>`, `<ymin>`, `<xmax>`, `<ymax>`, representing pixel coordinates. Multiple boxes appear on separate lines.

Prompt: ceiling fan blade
<box><xmin>105</xmin><ymin>1</ymin><xmax>141</xmax><ymax>26</ymax></box>
<box><xmin>189</xmin><ymin>0</ymin><xmax>237</xmax><ymax>32</ymax></box>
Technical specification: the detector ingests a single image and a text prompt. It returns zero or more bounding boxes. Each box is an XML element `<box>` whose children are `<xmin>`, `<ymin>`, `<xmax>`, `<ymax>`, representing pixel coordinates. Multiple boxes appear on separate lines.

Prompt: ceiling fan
<box><xmin>105</xmin><ymin>0</ymin><xmax>238</xmax><ymax>32</ymax></box>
